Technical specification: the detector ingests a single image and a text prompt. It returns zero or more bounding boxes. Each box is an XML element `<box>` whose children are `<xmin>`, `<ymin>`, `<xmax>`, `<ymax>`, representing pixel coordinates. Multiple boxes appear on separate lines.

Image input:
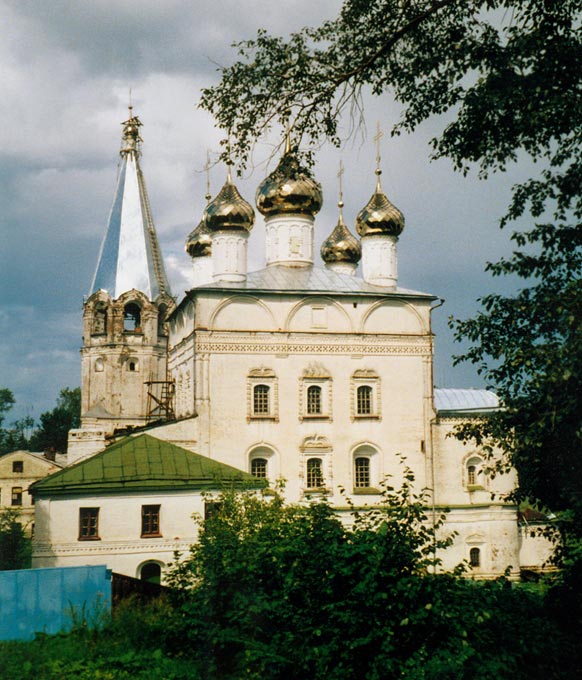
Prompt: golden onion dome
<box><xmin>356</xmin><ymin>169</ymin><xmax>405</xmax><ymax>237</ymax></box>
<box><xmin>185</xmin><ymin>216</ymin><xmax>212</xmax><ymax>258</ymax></box>
<box><xmin>321</xmin><ymin>206</ymin><xmax>361</xmax><ymax>265</ymax></box>
<box><xmin>256</xmin><ymin>148</ymin><xmax>323</xmax><ymax>218</ymax></box>
<box><xmin>205</xmin><ymin>169</ymin><xmax>255</xmax><ymax>233</ymax></box>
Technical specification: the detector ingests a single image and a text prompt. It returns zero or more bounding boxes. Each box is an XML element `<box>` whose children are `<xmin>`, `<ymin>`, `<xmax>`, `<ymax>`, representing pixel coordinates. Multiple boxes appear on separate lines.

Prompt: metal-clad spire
<box><xmin>90</xmin><ymin>108</ymin><xmax>172</xmax><ymax>300</ymax></box>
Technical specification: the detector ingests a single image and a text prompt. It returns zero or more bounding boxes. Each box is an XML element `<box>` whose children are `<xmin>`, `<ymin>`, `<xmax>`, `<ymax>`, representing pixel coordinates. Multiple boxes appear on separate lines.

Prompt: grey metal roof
<box><xmin>434</xmin><ymin>388</ymin><xmax>499</xmax><ymax>414</ymax></box>
<box><xmin>90</xmin><ymin>149</ymin><xmax>171</xmax><ymax>300</ymax></box>
<box><xmin>193</xmin><ymin>265</ymin><xmax>435</xmax><ymax>299</ymax></box>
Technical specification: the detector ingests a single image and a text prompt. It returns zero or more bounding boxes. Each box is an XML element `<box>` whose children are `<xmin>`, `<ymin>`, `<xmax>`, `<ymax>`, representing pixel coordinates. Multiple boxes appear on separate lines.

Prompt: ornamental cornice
<box><xmin>194</xmin><ymin>333</ymin><xmax>431</xmax><ymax>356</ymax></box>
<box><xmin>32</xmin><ymin>539</ymin><xmax>195</xmax><ymax>556</ymax></box>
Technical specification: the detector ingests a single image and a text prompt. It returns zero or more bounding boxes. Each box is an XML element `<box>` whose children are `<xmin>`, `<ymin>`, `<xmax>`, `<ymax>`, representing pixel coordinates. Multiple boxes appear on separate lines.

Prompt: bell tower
<box><xmin>68</xmin><ymin>108</ymin><xmax>175</xmax><ymax>463</ymax></box>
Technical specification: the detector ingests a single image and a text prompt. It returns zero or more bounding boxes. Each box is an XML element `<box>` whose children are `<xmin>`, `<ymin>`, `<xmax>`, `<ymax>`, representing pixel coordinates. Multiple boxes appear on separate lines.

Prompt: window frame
<box><xmin>141</xmin><ymin>504</ymin><xmax>161</xmax><ymax>538</ymax></box>
<box><xmin>12</xmin><ymin>461</ymin><xmax>23</xmax><ymax>473</ymax></box>
<box><xmin>247</xmin><ymin>369</ymin><xmax>278</xmax><ymax>421</ymax></box>
<box><xmin>123</xmin><ymin>302</ymin><xmax>142</xmax><ymax>333</ymax></box>
<box><xmin>250</xmin><ymin>457</ymin><xmax>268</xmax><ymax>479</ymax></box>
<box><xmin>252</xmin><ymin>384</ymin><xmax>271</xmax><ymax>416</ymax></box>
<box><xmin>11</xmin><ymin>487</ymin><xmax>23</xmax><ymax>506</ymax></box>
<box><xmin>306</xmin><ymin>457</ymin><xmax>325</xmax><ymax>490</ymax></box>
<box><xmin>351</xmin><ymin>370</ymin><xmax>381</xmax><ymax>420</ymax></box>
<box><xmin>354</xmin><ymin>456</ymin><xmax>371</xmax><ymax>488</ymax></box>
<box><xmin>469</xmin><ymin>547</ymin><xmax>481</xmax><ymax>568</ymax></box>
<box><xmin>465</xmin><ymin>455</ymin><xmax>486</xmax><ymax>490</ymax></box>
<box><xmin>78</xmin><ymin>507</ymin><xmax>100</xmax><ymax>541</ymax></box>
<box><xmin>299</xmin><ymin>367</ymin><xmax>332</xmax><ymax>422</ymax></box>
<box><xmin>356</xmin><ymin>385</ymin><xmax>373</xmax><ymax>415</ymax></box>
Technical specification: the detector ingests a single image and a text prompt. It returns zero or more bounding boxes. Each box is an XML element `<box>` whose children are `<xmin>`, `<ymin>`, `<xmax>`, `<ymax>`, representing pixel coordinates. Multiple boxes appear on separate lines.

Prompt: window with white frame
<box><xmin>306</xmin><ymin>458</ymin><xmax>324</xmax><ymax>489</ymax></box>
<box><xmin>356</xmin><ymin>386</ymin><xmax>373</xmax><ymax>415</ymax></box>
<box><xmin>248</xmin><ymin>445</ymin><xmax>277</xmax><ymax>481</ymax></box>
<box><xmin>351</xmin><ymin>370</ymin><xmax>381</xmax><ymax>419</ymax></box>
<box><xmin>247</xmin><ymin>368</ymin><xmax>278</xmax><ymax>421</ymax></box>
<box><xmin>465</xmin><ymin>455</ymin><xmax>486</xmax><ymax>489</ymax></box>
<box><xmin>299</xmin><ymin>364</ymin><xmax>332</xmax><ymax>421</ymax></box>
<box><xmin>253</xmin><ymin>385</ymin><xmax>270</xmax><ymax>414</ymax></box>
<box><xmin>354</xmin><ymin>457</ymin><xmax>370</xmax><ymax>487</ymax></box>
<box><xmin>251</xmin><ymin>457</ymin><xmax>268</xmax><ymax>478</ymax></box>
<box><xmin>300</xmin><ymin>435</ymin><xmax>332</xmax><ymax>494</ymax></box>
<box><xmin>469</xmin><ymin>547</ymin><xmax>481</xmax><ymax>568</ymax></box>
<box><xmin>306</xmin><ymin>385</ymin><xmax>322</xmax><ymax>414</ymax></box>
<box><xmin>352</xmin><ymin>444</ymin><xmax>379</xmax><ymax>492</ymax></box>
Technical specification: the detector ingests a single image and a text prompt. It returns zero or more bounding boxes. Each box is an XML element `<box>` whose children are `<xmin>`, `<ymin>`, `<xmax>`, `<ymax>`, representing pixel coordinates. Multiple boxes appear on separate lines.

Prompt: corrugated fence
<box><xmin>0</xmin><ymin>565</ymin><xmax>111</xmax><ymax>641</ymax></box>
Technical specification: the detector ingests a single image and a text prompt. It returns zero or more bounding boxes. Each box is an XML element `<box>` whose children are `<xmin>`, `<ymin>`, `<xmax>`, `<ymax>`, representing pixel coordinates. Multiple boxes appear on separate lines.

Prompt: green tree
<box><xmin>0</xmin><ymin>388</ymin><xmax>15</xmax><ymax>430</ymax></box>
<box><xmin>451</xmin><ymin>225</ymin><xmax>582</xmax><ymax>530</ymax></box>
<box><xmin>0</xmin><ymin>508</ymin><xmax>31</xmax><ymax>570</ymax></box>
<box><xmin>199</xmin><ymin>1</ymin><xmax>581</xmax><ymax>541</ymax></box>
<box><xmin>201</xmin><ymin>0</ymin><xmax>581</xmax><ymax>221</ymax></box>
<box><xmin>0</xmin><ymin>388</ymin><xmax>32</xmax><ymax>455</ymax></box>
<box><xmin>165</xmin><ymin>479</ymin><xmax>576</xmax><ymax>680</ymax></box>
<box><xmin>29</xmin><ymin>387</ymin><xmax>81</xmax><ymax>454</ymax></box>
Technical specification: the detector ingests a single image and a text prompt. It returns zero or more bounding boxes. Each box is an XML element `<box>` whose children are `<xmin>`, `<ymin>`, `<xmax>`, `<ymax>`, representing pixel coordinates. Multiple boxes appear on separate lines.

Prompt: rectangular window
<box><xmin>11</xmin><ymin>487</ymin><xmax>23</xmax><ymax>506</ymax></box>
<box><xmin>470</xmin><ymin>547</ymin><xmax>481</xmax><ymax>568</ymax></box>
<box><xmin>12</xmin><ymin>461</ymin><xmax>23</xmax><ymax>473</ymax></box>
<box><xmin>306</xmin><ymin>385</ymin><xmax>322</xmax><ymax>415</ymax></box>
<box><xmin>306</xmin><ymin>458</ymin><xmax>324</xmax><ymax>489</ymax></box>
<box><xmin>354</xmin><ymin>457</ymin><xmax>371</xmax><ymax>488</ymax></box>
<box><xmin>251</xmin><ymin>458</ymin><xmax>268</xmax><ymax>478</ymax></box>
<box><xmin>253</xmin><ymin>384</ymin><xmax>270</xmax><ymax>415</ymax></box>
<box><xmin>79</xmin><ymin>507</ymin><xmax>100</xmax><ymax>540</ymax></box>
<box><xmin>356</xmin><ymin>385</ymin><xmax>373</xmax><ymax>415</ymax></box>
<box><xmin>141</xmin><ymin>505</ymin><xmax>161</xmax><ymax>537</ymax></box>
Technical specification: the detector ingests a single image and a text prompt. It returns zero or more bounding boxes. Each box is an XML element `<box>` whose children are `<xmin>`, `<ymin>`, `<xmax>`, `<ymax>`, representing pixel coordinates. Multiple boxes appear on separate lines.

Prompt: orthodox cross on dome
<box><xmin>373</xmin><ymin>121</ymin><xmax>384</xmax><ymax>191</ymax></box>
<box><xmin>204</xmin><ymin>150</ymin><xmax>212</xmax><ymax>203</ymax></box>
<box><xmin>120</xmin><ymin>101</ymin><xmax>142</xmax><ymax>157</ymax></box>
<box><xmin>284</xmin><ymin>118</ymin><xmax>292</xmax><ymax>154</ymax></box>
<box><xmin>337</xmin><ymin>159</ymin><xmax>345</xmax><ymax>216</ymax></box>
<box><xmin>225</xmin><ymin>137</ymin><xmax>234</xmax><ymax>183</ymax></box>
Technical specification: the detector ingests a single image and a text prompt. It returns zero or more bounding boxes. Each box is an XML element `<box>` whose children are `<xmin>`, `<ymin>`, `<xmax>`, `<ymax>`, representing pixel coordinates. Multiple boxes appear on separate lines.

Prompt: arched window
<box><xmin>93</xmin><ymin>306</ymin><xmax>108</xmax><ymax>335</ymax></box>
<box><xmin>95</xmin><ymin>357</ymin><xmax>104</xmax><ymax>372</ymax></box>
<box><xmin>469</xmin><ymin>547</ymin><xmax>481</xmax><ymax>568</ymax></box>
<box><xmin>123</xmin><ymin>303</ymin><xmax>141</xmax><ymax>332</ymax></box>
<box><xmin>306</xmin><ymin>385</ymin><xmax>322</xmax><ymax>415</ymax></box>
<box><xmin>354</xmin><ymin>457</ymin><xmax>371</xmax><ymax>488</ymax></box>
<box><xmin>157</xmin><ymin>304</ymin><xmax>168</xmax><ymax>337</ymax></box>
<box><xmin>248</xmin><ymin>445</ymin><xmax>277</xmax><ymax>481</ymax></box>
<box><xmin>306</xmin><ymin>458</ymin><xmax>324</xmax><ymax>489</ymax></box>
<box><xmin>356</xmin><ymin>385</ymin><xmax>373</xmax><ymax>415</ymax></box>
<box><xmin>139</xmin><ymin>562</ymin><xmax>162</xmax><ymax>585</ymax></box>
<box><xmin>251</xmin><ymin>458</ymin><xmax>267</xmax><ymax>478</ymax></box>
<box><xmin>253</xmin><ymin>384</ymin><xmax>270</xmax><ymax>415</ymax></box>
<box><xmin>248</xmin><ymin>368</ymin><xmax>278</xmax><ymax>421</ymax></box>
<box><xmin>466</xmin><ymin>456</ymin><xmax>485</xmax><ymax>489</ymax></box>
<box><xmin>127</xmin><ymin>358</ymin><xmax>138</xmax><ymax>372</ymax></box>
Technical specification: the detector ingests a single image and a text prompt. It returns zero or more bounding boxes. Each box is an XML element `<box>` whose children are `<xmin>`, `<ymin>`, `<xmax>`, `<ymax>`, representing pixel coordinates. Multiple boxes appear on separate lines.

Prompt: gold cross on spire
<box><xmin>374</xmin><ymin>121</ymin><xmax>384</xmax><ymax>191</ymax></box>
<box><xmin>225</xmin><ymin>136</ymin><xmax>234</xmax><ymax>183</ymax></box>
<box><xmin>337</xmin><ymin>159</ymin><xmax>345</xmax><ymax>214</ymax></box>
<box><xmin>284</xmin><ymin>117</ymin><xmax>292</xmax><ymax>155</ymax></box>
<box><xmin>204</xmin><ymin>151</ymin><xmax>212</xmax><ymax>203</ymax></box>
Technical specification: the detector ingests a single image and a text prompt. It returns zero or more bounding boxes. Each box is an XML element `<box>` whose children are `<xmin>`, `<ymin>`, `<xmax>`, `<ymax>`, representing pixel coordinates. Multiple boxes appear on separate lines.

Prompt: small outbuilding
<box><xmin>30</xmin><ymin>434</ymin><xmax>264</xmax><ymax>583</ymax></box>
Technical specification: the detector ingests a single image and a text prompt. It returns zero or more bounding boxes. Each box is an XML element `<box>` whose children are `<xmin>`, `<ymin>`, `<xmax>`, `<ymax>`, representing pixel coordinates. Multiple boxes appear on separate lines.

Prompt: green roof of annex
<box><xmin>31</xmin><ymin>434</ymin><xmax>265</xmax><ymax>496</ymax></box>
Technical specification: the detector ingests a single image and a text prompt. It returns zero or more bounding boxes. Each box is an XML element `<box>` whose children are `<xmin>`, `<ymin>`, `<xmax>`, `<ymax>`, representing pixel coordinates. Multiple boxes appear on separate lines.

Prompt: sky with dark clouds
<box><xmin>1</xmin><ymin>0</ymin><xmax>530</xmax><ymax>424</ymax></box>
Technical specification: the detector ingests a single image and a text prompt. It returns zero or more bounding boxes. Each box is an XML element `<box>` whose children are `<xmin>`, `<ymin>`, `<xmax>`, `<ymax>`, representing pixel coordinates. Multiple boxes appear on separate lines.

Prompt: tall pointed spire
<box><xmin>90</xmin><ymin>108</ymin><xmax>171</xmax><ymax>300</ymax></box>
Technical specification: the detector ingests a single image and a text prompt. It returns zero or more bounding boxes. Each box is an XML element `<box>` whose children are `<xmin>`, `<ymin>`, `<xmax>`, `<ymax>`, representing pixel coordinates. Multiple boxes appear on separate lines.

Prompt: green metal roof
<box><xmin>31</xmin><ymin>434</ymin><xmax>265</xmax><ymax>497</ymax></box>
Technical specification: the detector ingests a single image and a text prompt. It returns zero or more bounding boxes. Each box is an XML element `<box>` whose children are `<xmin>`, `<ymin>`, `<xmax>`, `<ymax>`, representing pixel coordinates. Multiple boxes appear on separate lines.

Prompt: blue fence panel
<box><xmin>0</xmin><ymin>565</ymin><xmax>111</xmax><ymax>641</ymax></box>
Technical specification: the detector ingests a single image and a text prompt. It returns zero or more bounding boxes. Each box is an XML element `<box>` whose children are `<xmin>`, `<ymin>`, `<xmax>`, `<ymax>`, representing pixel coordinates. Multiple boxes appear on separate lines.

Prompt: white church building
<box><xmin>31</xmin><ymin>110</ymin><xmax>550</xmax><ymax>581</ymax></box>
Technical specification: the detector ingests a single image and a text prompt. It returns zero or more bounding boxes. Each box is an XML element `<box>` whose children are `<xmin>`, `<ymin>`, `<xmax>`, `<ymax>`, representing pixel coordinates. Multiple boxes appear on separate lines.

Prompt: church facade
<box><xmin>32</xmin><ymin>111</ymin><xmax>550</xmax><ymax>580</ymax></box>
